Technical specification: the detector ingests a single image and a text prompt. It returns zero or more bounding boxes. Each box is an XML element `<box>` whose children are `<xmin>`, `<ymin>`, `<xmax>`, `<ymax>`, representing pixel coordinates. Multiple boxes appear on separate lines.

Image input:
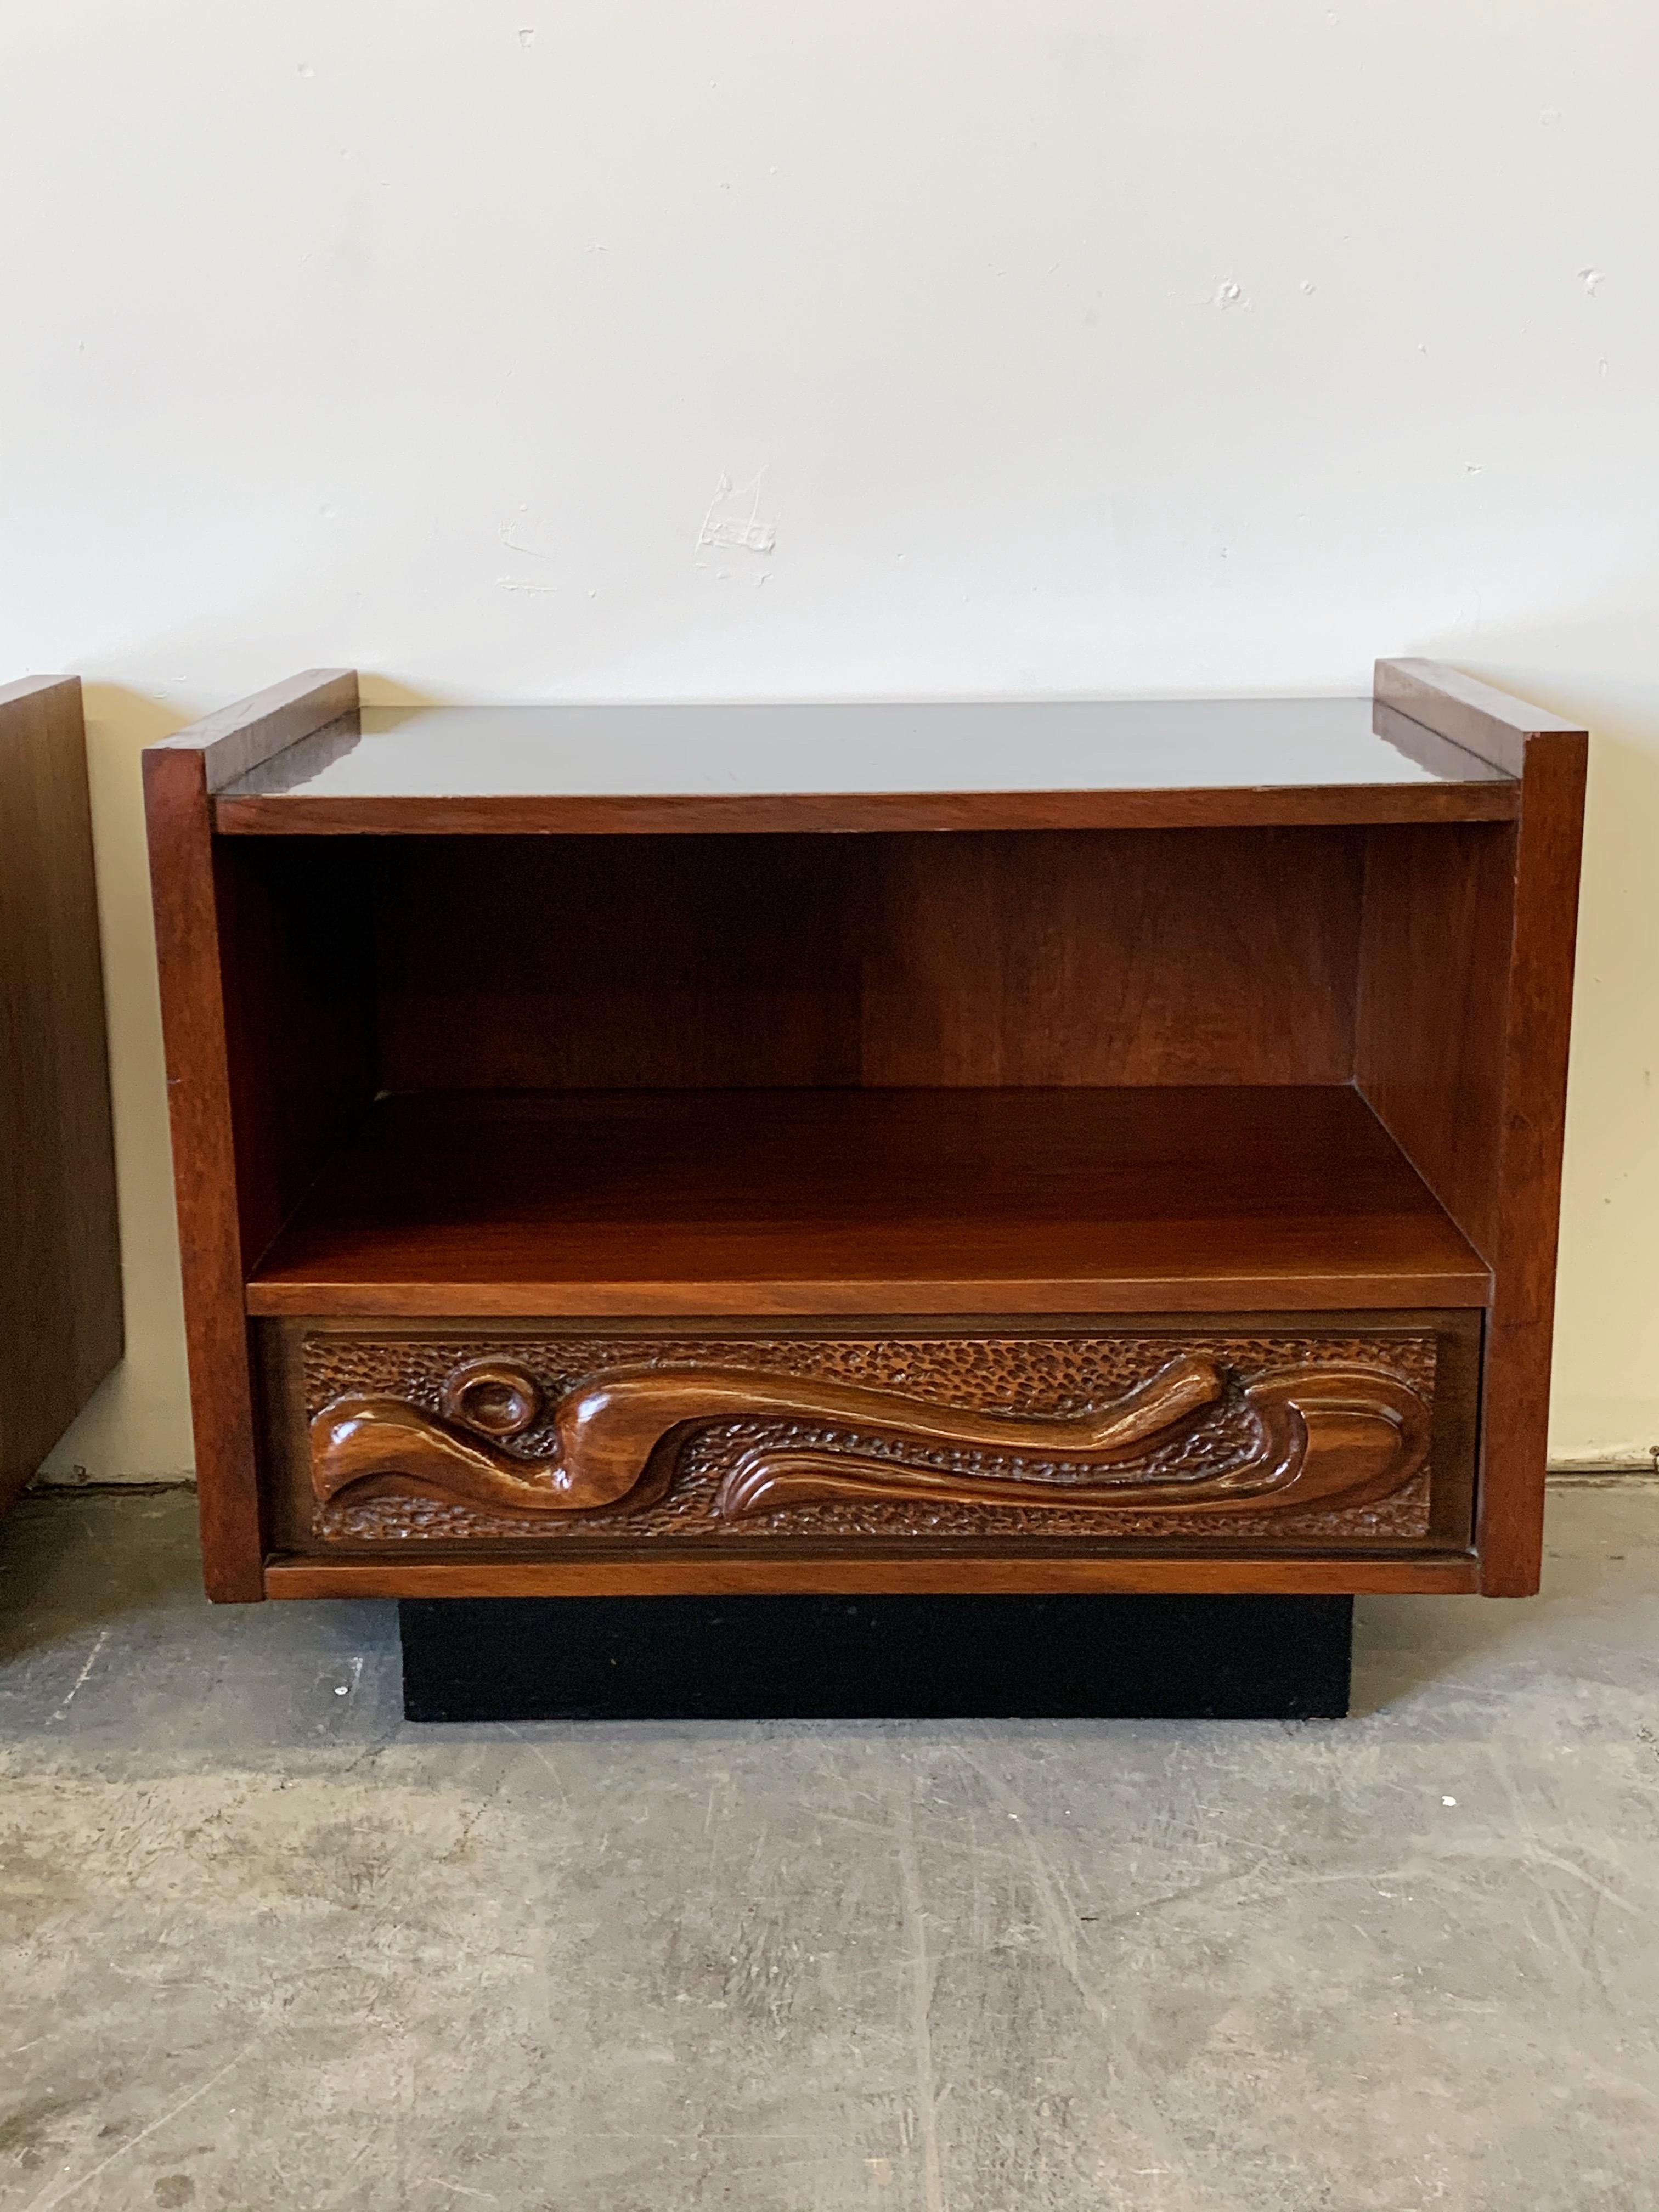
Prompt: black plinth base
<box><xmin>398</xmin><ymin>1593</ymin><xmax>1353</xmax><ymax>1723</ymax></box>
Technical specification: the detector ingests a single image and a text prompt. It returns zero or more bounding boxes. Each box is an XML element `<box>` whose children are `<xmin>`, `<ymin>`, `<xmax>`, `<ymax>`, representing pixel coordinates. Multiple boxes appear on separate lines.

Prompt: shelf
<box><xmin>211</xmin><ymin>697</ymin><xmax>1518</xmax><ymax>834</ymax></box>
<box><xmin>245</xmin><ymin>1085</ymin><xmax>1491</xmax><ymax>1318</ymax></box>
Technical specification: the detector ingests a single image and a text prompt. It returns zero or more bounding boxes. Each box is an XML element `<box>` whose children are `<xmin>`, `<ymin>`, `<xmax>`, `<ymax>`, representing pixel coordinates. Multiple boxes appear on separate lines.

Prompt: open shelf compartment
<box><xmin>246</xmin><ymin>1084</ymin><xmax>1489</xmax><ymax>1317</ymax></box>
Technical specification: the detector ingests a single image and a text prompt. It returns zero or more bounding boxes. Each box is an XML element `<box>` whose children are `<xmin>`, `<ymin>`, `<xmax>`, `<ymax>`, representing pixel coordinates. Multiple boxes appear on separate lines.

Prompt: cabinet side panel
<box><xmin>1476</xmin><ymin>737</ymin><xmax>1588</xmax><ymax>1593</ymax></box>
<box><xmin>0</xmin><ymin>679</ymin><xmax>123</xmax><ymax>1506</ymax></box>
<box><xmin>143</xmin><ymin>749</ymin><xmax>264</xmax><ymax>1598</ymax></box>
<box><xmin>1355</xmin><ymin>746</ymin><xmax>1588</xmax><ymax>1597</ymax></box>
<box><xmin>1354</xmin><ymin>822</ymin><xmax>1515</xmax><ymax>1259</ymax></box>
<box><xmin>216</xmin><ymin>839</ymin><xmax>380</xmax><ymax>1269</ymax></box>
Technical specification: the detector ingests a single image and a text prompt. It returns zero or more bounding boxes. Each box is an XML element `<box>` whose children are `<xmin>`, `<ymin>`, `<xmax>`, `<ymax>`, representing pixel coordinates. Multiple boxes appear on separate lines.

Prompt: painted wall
<box><xmin>3</xmin><ymin>1</ymin><xmax>1654</xmax><ymax>1476</ymax></box>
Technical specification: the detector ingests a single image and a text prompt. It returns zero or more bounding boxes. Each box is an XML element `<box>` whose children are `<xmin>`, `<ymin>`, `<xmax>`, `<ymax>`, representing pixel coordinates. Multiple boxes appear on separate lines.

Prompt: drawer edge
<box><xmin>263</xmin><ymin>1551</ymin><xmax>1482</xmax><ymax>1599</ymax></box>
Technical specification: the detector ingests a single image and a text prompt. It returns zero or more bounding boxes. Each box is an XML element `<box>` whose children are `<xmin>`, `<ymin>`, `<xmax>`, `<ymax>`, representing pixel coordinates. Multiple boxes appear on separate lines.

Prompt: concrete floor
<box><xmin>1</xmin><ymin>1490</ymin><xmax>1656</xmax><ymax>2212</ymax></box>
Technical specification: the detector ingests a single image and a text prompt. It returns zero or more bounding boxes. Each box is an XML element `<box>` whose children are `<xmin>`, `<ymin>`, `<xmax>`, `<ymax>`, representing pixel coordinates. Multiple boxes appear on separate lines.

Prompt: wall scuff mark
<box><xmin>696</xmin><ymin>471</ymin><xmax>777</xmax><ymax>564</ymax></box>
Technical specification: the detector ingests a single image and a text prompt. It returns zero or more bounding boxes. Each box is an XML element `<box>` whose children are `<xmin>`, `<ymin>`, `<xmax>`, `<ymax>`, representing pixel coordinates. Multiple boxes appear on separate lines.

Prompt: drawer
<box><xmin>259</xmin><ymin>1314</ymin><xmax>1479</xmax><ymax>1556</ymax></box>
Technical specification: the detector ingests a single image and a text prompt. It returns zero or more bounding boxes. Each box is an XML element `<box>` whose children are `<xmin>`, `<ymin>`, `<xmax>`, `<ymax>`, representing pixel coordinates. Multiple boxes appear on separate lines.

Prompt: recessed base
<box><xmin>398</xmin><ymin>1593</ymin><xmax>1354</xmax><ymax>1722</ymax></box>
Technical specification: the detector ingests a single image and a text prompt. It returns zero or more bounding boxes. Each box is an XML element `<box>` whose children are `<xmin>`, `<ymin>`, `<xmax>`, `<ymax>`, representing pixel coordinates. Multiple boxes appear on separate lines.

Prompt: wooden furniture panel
<box><xmin>144</xmin><ymin>671</ymin><xmax>363</xmax><ymax>1598</ymax></box>
<box><xmin>1474</xmin><ymin>737</ymin><xmax>1589</xmax><ymax>1590</ymax></box>
<box><xmin>0</xmin><ymin>676</ymin><xmax>123</xmax><ymax>1510</ymax></box>
<box><xmin>1361</xmin><ymin>661</ymin><xmax>1587</xmax><ymax>1594</ymax></box>
<box><xmin>1356</xmin><ymin>822</ymin><xmax>1514</xmax><ymax>1258</ymax></box>
<box><xmin>860</xmin><ymin>828</ymin><xmax>1362</xmax><ymax>1086</ymax></box>
<box><xmin>256</xmin><ymin>1311</ymin><xmax>1478</xmax><ymax>1567</ymax></box>
<box><xmin>216</xmin><ymin>838</ymin><xmax>379</xmax><ymax>1269</ymax></box>
<box><xmin>263</xmin><ymin>1551</ymin><xmax>1482</xmax><ymax>1598</ymax></box>
<box><xmin>375</xmin><ymin>829</ymin><xmax>1363</xmax><ymax>1093</ymax></box>
<box><xmin>375</xmin><ymin>835</ymin><xmax>864</xmax><ymax>1092</ymax></box>
<box><xmin>244</xmin><ymin>1087</ymin><xmax>1489</xmax><ymax>1318</ymax></box>
<box><xmin>218</xmin><ymin>781</ymin><xmax>1521</xmax><ymax>837</ymax></box>
<box><xmin>153</xmin><ymin>669</ymin><xmax>359</xmax><ymax>793</ymax></box>
<box><xmin>1373</xmin><ymin>658</ymin><xmax>1583</xmax><ymax>776</ymax></box>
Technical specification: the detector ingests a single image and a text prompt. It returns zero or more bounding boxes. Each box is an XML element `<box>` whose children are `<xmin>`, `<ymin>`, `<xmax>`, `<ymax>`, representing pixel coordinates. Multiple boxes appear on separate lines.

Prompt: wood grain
<box><xmin>143</xmin><ymin>675</ymin><xmax>376</xmax><ymax>1595</ymax></box>
<box><xmin>1363</xmin><ymin>660</ymin><xmax>1588</xmax><ymax>1594</ymax></box>
<box><xmin>151</xmin><ymin>673</ymin><xmax>358</xmax><ymax>793</ymax></box>
<box><xmin>143</xmin><ymin>742</ymin><xmax>265</xmax><ymax>1596</ymax></box>
<box><xmin>215</xmin><ymin>838</ymin><xmax>378</xmax><ymax>1272</ymax></box>
<box><xmin>306</xmin><ymin>1348</ymin><xmax>1431</xmax><ymax>1523</ymax></box>
<box><xmin>256</xmin><ymin>1307</ymin><xmax>1478</xmax><ymax>1558</ymax></box>
<box><xmin>263</xmin><ymin>1551</ymin><xmax>1481</xmax><ymax>1598</ymax></box>
<box><xmin>376</xmin><ymin>828</ymin><xmax>1366</xmax><ymax>1093</ymax></box>
<box><xmin>244</xmin><ymin>1086</ymin><xmax>1489</xmax><ymax>1317</ymax></box>
<box><xmin>712</xmin><ymin>1364</ymin><xmax>1429</xmax><ymax>1523</ymax></box>
<box><xmin>1355</xmin><ymin>822</ymin><xmax>1515</xmax><ymax>1257</ymax></box>
<box><xmin>375</xmin><ymin>834</ymin><xmax>864</xmax><ymax>1091</ymax></box>
<box><xmin>1476</xmin><ymin>735</ymin><xmax>1589</xmax><ymax>1591</ymax></box>
<box><xmin>0</xmin><ymin>676</ymin><xmax>122</xmax><ymax>1509</ymax></box>
<box><xmin>859</xmin><ymin>830</ymin><xmax>1362</xmax><ymax>1086</ymax></box>
<box><xmin>1374</xmin><ymin>657</ymin><xmax>1584</xmax><ymax>777</ymax></box>
<box><xmin>213</xmin><ymin>783</ymin><xmax>1520</xmax><ymax>836</ymax></box>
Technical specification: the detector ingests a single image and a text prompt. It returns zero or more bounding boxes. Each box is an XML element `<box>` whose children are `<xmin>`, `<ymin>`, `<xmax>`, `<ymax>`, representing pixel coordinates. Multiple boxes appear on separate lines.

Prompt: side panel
<box><xmin>0</xmin><ymin>676</ymin><xmax>123</xmax><ymax>1507</ymax></box>
<box><xmin>1355</xmin><ymin>821</ymin><xmax>1514</xmax><ymax>1263</ymax></box>
<box><xmin>1476</xmin><ymin>740</ymin><xmax>1589</xmax><ymax>1591</ymax></box>
<box><xmin>1362</xmin><ymin>666</ymin><xmax>1588</xmax><ymax>1595</ymax></box>
<box><xmin>216</xmin><ymin>837</ymin><xmax>379</xmax><ymax>1272</ymax></box>
<box><xmin>144</xmin><ymin>746</ymin><xmax>265</xmax><ymax>1597</ymax></box>
<box><xmin>144</xmin><ymin>675</ymin><xmax>368</xmax><ymax>1600</ymax></box>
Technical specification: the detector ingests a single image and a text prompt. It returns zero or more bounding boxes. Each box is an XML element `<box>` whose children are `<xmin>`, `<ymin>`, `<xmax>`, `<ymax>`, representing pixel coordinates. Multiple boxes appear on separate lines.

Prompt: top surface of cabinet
<box><xmin>224</xmin><ymin>696</ymin><xmax>1509</xmax><ymax>798</ymax></box>
<box><xmin>207</xmin><ymin>695</ymin><xmax>1516</xmax><ymax>833</ymax></box>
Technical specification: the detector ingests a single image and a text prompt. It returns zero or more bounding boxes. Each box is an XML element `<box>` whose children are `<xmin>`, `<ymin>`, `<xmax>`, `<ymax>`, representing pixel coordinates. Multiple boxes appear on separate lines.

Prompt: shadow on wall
<box><xmin>1554</xmin><ymin>714</ymin><xmax>1659</xmax><ymax>1463</ymax></box>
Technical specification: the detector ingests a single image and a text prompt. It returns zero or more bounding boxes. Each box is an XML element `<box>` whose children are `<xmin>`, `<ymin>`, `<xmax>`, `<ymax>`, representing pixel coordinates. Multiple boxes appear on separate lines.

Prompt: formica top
<box><xmin>219</xmin><ymin>696</ymin><xmax>1509</xmax><ymax>805</ymax></box>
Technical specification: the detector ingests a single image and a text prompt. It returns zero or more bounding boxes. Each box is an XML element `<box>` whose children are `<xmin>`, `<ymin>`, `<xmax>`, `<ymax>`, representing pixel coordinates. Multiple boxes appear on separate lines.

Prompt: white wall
<box><xmin>3</xmin><ymin>0</ymin><xmax>1654</xmax><ymax>1476</ymax></box>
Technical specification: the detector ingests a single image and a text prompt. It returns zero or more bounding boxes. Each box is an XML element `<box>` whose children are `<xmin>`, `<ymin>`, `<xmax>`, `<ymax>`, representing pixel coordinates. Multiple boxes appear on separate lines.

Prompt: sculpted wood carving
<box><xmin>309</xmin><ymin>1342</ymin><xmax>1434</xmax><ymax>1537</ymax></box>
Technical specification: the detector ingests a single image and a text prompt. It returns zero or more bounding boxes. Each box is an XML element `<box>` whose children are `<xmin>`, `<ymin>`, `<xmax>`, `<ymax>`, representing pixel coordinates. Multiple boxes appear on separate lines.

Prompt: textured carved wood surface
<box><xmin>297</xmin><ymin>1328</ymin><xmax>1443</xmax><ymax>1548</ymax></box>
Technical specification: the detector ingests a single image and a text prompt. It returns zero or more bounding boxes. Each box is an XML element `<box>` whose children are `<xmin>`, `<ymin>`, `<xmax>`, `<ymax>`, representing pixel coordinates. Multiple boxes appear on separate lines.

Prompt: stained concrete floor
<box><xmin>1</xmin><ymin>1487</ymin><xmax>1656</xmax><ymax>2212</ymax></box>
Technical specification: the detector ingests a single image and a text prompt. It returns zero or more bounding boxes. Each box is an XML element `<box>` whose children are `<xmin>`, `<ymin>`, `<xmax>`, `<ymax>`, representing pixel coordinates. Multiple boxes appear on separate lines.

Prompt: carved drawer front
<box><xmin>268</xmin><ymin>1321</ymin><xmax>1477</xmax><ymax>1553</ymax></box>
